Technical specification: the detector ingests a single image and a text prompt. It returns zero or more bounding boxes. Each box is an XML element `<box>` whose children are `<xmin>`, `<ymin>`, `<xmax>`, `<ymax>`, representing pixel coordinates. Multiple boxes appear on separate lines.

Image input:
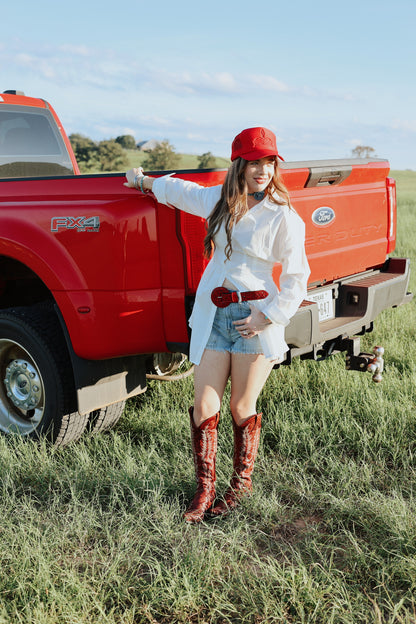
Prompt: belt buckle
<box><xmin>211</xmin><ymin>286</ymin><xmax>232</xmax><ymax>307</ymax></box>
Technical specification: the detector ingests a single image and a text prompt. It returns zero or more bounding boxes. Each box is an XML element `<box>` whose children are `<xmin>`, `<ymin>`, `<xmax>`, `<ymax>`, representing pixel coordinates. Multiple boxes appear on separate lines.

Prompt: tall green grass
<box><xmin>0</xmin><ymin>172</ymin><xmax>415</xmax><ymax>623</ymax></box>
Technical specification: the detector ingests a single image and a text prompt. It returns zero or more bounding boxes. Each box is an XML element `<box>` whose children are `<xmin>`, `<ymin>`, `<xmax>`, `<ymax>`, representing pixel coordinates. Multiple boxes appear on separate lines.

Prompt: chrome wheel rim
<box><xmin>0</xmin><ymin>339</ymin><xmax>45</xmax><ymax>436</ymax></box>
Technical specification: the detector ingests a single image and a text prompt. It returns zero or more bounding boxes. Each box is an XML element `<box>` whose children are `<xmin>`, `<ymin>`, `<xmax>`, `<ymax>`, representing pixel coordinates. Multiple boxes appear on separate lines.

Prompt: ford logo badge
<box><xmin>312</xmin><ymin>206</ymin><xmax>335</xmax><ymax>226</ymax></box>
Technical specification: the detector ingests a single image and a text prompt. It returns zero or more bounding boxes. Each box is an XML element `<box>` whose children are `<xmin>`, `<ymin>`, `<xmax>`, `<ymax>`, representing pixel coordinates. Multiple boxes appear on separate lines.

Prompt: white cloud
<box><xmin>346</xmin><ymin>138</ymin><xmax>364</xmax><ymax>147</ymax></box>
<box><xmin>15</xmin><ymin>53</ymin><xmax>36</xmax><ymax>66</ymax></box>
<box><xmin>58</xmin><ymin>44</ymin><xmax>91</xmax><ymax>57</ymax></box>
<box><xmin>14</xmin><ymin>52</ymin><xmax>56</xmax><ymax>80</ymax></box>
<box><xmin>250</xmin><ymin>75</ymin><xmax>290</xmax><ymax>92</ymax></box>
<box><xmin>1</xmin><ymin>41</ymin><xmax>359</xmax><ymax>104</ymax></box>
<box><xmin>391</xmin><ymin>119</ymin><xmax>416</xmax><ymax>133</ymax></box>
<box><xmin>145</xmin><ymin>69</ymin><xmax>241</xmax><ymax>96</ymax></box>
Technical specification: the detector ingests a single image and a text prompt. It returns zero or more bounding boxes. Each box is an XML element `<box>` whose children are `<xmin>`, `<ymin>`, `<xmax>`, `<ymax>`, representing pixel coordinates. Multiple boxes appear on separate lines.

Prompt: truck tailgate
<box><xmin>280</xmin><ymin>158</ymin><xmax>393</xmax><ymax>286</ymax></box>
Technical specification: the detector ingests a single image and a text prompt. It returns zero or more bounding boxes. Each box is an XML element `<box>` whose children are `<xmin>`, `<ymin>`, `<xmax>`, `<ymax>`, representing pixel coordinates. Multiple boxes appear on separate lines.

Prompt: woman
<box><xmin>124</xmin><ymin>127</ymin><xmax>310</xmax><ymax>523</ymax></box>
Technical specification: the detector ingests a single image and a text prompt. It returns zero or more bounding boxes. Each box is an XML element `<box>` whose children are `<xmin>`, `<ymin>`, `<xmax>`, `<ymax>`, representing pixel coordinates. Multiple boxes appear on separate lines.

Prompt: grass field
<box><xmin>0</xmin><ymin>171</ymin><xmax>415</xmax><ymax>623</ymax></box>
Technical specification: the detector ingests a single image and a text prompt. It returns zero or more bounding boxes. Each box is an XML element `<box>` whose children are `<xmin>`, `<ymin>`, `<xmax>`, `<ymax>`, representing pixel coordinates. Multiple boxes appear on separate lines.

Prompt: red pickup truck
<box><xmin>0</xmin><ymin>90</ymin><xmax>412</xmax><ymax>445</ymax></box>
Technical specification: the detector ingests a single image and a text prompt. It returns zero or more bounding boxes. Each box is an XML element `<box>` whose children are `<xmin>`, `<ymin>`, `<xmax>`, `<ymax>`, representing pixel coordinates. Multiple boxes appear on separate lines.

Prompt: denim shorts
<box><xmin>205</xmin><ymin>301</ymin><xmax>264</xmax><ymax>355</ymax></box>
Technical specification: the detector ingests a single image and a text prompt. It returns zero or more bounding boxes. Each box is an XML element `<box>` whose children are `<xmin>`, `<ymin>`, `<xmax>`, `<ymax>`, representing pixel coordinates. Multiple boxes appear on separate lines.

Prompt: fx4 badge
<box><xmin>51</xmin><ymin>216</ymin><xmax>100</xmax><ymax>232</ymax></box>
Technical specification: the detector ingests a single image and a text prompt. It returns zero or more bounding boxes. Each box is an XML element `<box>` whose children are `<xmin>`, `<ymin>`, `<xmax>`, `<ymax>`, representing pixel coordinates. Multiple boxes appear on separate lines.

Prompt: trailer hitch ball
<box><xmin>367</xmin><ymin>346</ymin><xmax>384</xmax><ymax>383</ymax></box>
<box><xmin>345</xmin><ymin>345</ymin><xmax>384</xmax><ymax>382</ymax></box>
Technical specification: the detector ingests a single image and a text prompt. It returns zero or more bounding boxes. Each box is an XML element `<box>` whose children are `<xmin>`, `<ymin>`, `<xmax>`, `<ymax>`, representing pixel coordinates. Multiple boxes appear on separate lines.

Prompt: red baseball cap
<box><xmin>231</xmin><ymin>127</ymin><xmax>279</xmax><ymax>161</ymax></box>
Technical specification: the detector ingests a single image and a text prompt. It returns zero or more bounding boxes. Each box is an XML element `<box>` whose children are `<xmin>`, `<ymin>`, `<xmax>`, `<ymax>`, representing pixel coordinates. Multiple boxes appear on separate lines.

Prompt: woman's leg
<box><xmin>193</xmin><ymin>348</ymin><xmax>231</xmax><ymax>426</ymax></box>
<box><xmin>229</xmin><ymin>353</ymin><xmax>274</xmax><ymax>425</ymax></box>
<box><xmin>183</xmin><ymin>348</ymin><xmax>231</xmax><ymax>523</ymax></box>
<box><xmin>209</xmin><ymin>353</ymin><xmax>274</xmax><ymax>517</ymax></box>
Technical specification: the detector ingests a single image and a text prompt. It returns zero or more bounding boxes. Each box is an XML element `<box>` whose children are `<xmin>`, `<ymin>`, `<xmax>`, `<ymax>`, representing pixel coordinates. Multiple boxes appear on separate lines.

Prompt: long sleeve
<box><xmin>152</xmin><ymin>174</ymin><xmax>221</xmax><ymax>219</ymax></box>
<box><xmin>262</xmin><ymin>209</ymin><xmax>310</xmax><ymax>326</ymax></box>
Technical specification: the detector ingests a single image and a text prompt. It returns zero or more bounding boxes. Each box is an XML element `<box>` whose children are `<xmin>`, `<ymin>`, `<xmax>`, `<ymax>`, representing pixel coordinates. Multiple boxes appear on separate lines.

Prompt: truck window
<box><xmin>0</xmin><ymin>106</ymin><xmax>75</xmax><ymax>178</ymax></box>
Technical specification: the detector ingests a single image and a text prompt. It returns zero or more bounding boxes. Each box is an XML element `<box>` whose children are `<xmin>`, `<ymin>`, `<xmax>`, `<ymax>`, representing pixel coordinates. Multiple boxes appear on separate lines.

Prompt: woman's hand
<box><xmin>124</xmin><ymin>167</ymin><xmax>154</xmax><ymax>193</ymax></box>
<box><xmin>233</xmin><ymin>306</ymin><xmax>272</xmax><ymax>339</ymax></box>
<box><xmin>124</xmin><ymin>167</ymin><xmax>144</xmax><ymax>188</ymax></box>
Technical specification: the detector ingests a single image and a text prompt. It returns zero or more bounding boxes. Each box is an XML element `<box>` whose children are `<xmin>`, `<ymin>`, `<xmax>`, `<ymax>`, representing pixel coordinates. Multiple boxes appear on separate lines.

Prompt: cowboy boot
<box><xmin>183</xmin><ymin>407</ymin><xmax>219</xmax><ymax>524</ymax></box>
<box><xmin>209</xmin><ymin>413</ymin><xmax>262</xmax><ymax>517</ymax></box>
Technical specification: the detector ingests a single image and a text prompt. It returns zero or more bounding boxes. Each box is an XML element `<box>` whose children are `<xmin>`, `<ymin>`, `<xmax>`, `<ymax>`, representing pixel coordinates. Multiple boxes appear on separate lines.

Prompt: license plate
<box><xmin>307</xmin><ymin>289</ymin><xmax>335</xmax><ymax>322</ymax></box>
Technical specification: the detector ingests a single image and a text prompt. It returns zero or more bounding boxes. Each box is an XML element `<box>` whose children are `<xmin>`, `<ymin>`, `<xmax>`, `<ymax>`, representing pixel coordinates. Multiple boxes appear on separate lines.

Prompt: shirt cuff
<box><xmin>151</xmin><ymin>174</ymin><xmax>176</xmax><ymax>206</ymax></box>
<box><xmin>262</xmin><ymin>301</ymin><xmax>289</xmax><ymax>327</ymax></box>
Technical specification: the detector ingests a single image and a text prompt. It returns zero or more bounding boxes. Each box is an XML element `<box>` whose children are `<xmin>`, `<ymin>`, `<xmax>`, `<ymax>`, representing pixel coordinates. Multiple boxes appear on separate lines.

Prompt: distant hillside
<box><xmin>125</xmin><ymin>149</ymin><xmax>230</xmax><ymax>171</ymax></box>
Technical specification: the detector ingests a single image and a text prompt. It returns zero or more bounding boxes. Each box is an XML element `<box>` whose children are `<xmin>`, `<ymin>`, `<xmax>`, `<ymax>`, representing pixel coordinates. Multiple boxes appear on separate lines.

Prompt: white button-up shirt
<box><xmin>152</xmin><ymin>174</ymin><xmax>310</xmax><ymax>365</ymax></box>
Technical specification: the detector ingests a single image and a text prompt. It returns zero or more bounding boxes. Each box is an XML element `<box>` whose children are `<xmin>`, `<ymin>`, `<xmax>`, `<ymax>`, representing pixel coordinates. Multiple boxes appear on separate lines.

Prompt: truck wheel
<box><xmin>0</xmin><ymin>305</ymin><xmax>88</xmax><ymax>446</ymax></box>
<box><xmin>88</xmin><ymin>401</ymin><xmax>126</xmax><ymax>434</ymax></box>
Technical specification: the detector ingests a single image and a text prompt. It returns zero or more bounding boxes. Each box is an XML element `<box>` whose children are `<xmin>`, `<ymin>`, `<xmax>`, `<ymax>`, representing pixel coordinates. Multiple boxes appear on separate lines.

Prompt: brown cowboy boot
<box><xmin>209</xmin><ymin>413</ymin><xmax>262</xmax><ymax>517</ymax></box>
<box><xmin>183</xmin><ymin>407</ymin><xmax>219</xmax><ymax>524</ymax></box>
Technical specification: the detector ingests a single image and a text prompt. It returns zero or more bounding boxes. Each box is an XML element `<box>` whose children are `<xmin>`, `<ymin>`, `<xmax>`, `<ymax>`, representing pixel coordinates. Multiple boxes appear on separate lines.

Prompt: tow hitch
<box><xmin>346</xmin><ymin>345</ymin><xmax>384</xmax><ymax>382</ymax></box>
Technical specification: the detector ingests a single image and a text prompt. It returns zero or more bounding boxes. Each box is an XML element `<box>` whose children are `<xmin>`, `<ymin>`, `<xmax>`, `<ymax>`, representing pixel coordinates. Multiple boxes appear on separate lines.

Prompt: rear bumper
<box><xmin>285</xmin><ymin>257</ymin><xmax>412</xmax><ymax>360</ymax></box>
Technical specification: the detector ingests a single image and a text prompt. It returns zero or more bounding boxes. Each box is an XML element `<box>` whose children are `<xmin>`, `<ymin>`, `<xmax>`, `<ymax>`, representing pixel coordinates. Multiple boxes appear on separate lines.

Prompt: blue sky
<box><xmin>1</xmin><ymin>0</ymin><xmax>415</xmax><ymax>169</ymax></box>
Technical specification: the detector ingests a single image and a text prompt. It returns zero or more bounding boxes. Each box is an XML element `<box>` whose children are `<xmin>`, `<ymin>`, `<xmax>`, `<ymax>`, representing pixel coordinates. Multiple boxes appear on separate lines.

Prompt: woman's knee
<box><xmin>192</xmin><ymin>398</ymin><xmax>221</xmax><ymax>426</ymax></box>
<box><xmin>229</xmin><ymin>396</ymin><xmax>256</xmax><ymax>424</ymax></box>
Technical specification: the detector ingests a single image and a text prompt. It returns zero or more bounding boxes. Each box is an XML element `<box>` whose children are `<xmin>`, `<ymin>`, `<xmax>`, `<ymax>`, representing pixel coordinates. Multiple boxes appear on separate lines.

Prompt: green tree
<box><xmin>197</xmin><ymin>152</ymin><xmax>217</xmax><ymax>169</ymax></box>
<box><xmin>115</xmin><ymin>135</ymin><xmax>137</xmax><ymax>150</ymax></box>
<box><xmin>142</xmin><ymin>140</ymin><xmax>180</xmax><ymax>170</ymax></box>
<box><xmin>69</xmin><ymin>133</ymin><xmax>100</xmax><ymax>171</ymax></box>
<box><xmin>351</xmin><ymin>145</ymin><xmax>376</xmax><ymax>158</ymax></box>
<box><xmin>97</xmin><ymin>140</ymin><xmax>129</xmax><ymax>172</ymax></box>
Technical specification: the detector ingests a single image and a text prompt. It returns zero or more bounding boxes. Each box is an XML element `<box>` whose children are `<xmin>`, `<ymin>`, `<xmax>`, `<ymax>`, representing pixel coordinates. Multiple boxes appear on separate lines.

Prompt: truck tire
<box><xmin>0</xmin><ymin>304</ymin><xmax>88</xmax><ymax>446</ymax></box>
<box><xmin>88</xmin><ymin>401</ymin><xmax>126</xmax><ymax>434</ymax></box>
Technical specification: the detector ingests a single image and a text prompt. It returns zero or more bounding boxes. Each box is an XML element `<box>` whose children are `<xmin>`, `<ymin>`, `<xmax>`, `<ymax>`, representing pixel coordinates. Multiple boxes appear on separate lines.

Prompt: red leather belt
<box><xmin>211</xmin><ymin>286</ymin><xmax>268</xmax><ymax>308</ymax></box>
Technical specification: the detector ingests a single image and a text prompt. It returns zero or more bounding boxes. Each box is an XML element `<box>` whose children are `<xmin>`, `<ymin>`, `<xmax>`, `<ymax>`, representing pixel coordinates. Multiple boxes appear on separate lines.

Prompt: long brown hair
<box><xmin>203</xmin><ymin>157</ymin><xmax>291</xmax><ymax>259</ymax></box>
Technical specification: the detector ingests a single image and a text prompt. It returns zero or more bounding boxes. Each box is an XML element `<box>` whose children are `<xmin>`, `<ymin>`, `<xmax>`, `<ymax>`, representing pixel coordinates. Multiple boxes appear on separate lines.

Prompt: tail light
<box><xmin>386</xmin><ymin>177</ymin><xmax>397</xmax><ymax>254</ymax></box>
<box><xmin>176</xmin><ymin>211</ymin><xmax>209</xmax><ymax>294</ymax></box>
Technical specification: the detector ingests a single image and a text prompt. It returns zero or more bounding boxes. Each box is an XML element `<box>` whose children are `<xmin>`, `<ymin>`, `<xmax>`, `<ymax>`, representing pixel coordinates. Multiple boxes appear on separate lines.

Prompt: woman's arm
<box><xmin>124</xmin><ymin>167</ymin><xmax>221</xmax><ymax>220</ymax></box>
<box><xmin>262</xmin><ymin>211</ymin><xmax>310</xmax><ymax>327</ymax></box>
<box><xmin>124</xmin><ymin>167</ymin><xmax>154</xmax><ymax>192</ymax></box>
